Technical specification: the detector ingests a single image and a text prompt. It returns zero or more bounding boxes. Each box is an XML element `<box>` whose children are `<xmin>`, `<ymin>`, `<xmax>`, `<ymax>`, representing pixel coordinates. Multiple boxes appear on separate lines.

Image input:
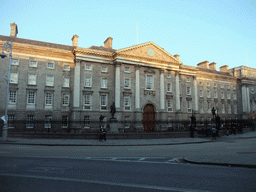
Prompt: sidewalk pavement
<box><xmin>1</xmin><ymin>131</ymin><xmax>256</xmax><ymax>168</ymax></box>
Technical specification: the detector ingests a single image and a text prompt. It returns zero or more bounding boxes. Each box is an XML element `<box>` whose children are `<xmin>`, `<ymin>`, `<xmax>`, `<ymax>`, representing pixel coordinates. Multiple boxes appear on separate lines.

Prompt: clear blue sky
<box><xmin>1</xmin><ymin>0</ymin><xmax>255</xmax><ymax>70</ymax></box>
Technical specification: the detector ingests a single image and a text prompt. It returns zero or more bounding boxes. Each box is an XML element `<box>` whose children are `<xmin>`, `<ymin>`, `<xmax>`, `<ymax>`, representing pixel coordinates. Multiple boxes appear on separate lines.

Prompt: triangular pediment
<box><xmin>115</xmin><ymin>42</ymin><xmax>180</xmax><ymax>65</ymax></box>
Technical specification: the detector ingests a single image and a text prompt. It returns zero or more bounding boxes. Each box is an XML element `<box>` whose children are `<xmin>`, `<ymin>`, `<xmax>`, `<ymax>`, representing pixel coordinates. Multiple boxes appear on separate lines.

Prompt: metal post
<box><xmin>1</xmin><ymin>40</ymin><xmax>12</xmax><ymax>141</ymax></box>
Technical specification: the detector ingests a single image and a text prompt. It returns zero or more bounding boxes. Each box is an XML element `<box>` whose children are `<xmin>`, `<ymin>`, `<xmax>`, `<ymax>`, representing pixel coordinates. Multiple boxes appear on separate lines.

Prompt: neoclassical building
<box><xmin>0</xmin><ymin>23</ymin><xmax>255</xmax><ymax>132</ymax></box>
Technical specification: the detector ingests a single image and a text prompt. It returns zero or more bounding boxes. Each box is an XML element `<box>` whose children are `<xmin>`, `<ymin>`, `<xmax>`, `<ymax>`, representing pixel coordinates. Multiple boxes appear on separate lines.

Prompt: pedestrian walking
<box><xmin>99</xmin><ymin>125</ymin><xmax>106</xmax><ymax>141</ymax></box>
<box><xmin>212</xmin><ymin>127</ymin><xmax>217</xmax><ymax>140</ymax></box>
<box><xmin>226</xmin><ymin>124</ymin><xmax>229</xmax><ymax>136</ymax></box>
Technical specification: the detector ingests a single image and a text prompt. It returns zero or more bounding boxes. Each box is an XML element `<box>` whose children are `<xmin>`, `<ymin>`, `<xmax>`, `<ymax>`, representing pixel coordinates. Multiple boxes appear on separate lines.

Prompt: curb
<box><xmin>183</xmin><ymin>157</ymin><xmax>256</xmax><ymax>169</ymax></box>
<box><xmin>0</xmin><ymin>140</ymin><xmax>212</xmax><ymax>147</ymax></box>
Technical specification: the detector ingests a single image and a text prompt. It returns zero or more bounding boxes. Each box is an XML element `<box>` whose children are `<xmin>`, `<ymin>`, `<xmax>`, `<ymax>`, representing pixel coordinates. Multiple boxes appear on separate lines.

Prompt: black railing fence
<box><xmin>0</xmin><ymin>118</ymin><xmax>255</xmax><ymax>134</ymax></box>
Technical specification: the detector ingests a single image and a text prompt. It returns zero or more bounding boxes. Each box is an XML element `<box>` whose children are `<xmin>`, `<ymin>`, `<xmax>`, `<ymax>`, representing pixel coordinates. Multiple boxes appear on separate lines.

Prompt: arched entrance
<box><xmin>143</xmin><ymin>104</ymin><xmax>155</xmax><ymax>132</ymax></box>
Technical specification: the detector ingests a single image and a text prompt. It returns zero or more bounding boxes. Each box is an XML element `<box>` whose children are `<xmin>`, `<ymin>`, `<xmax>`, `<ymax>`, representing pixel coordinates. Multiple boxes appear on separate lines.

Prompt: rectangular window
<box><xmin>47</xmin><ymin>62</ymin><xmax>54</xmax><ymax>69</ymax></box>
<box><xmin>9</xmin><ymin>91</ymin><xmax>16</xmax><ymax>104</ymax></box>
<box><xmin>100</xmin><ymin>94</ymin><xmax>107</xmax><ymax>110</ymax></box>
<box><xmin>8</xmin><ymin>115</ymin><xmax>15</xmax><ymax>128</ymax></box>
<box><xmin>28</xmin><ymin>74</ymin><xmax>37</xmax><ymax>85</ymax></box>
<box><xmin>45</xmin><ymin>93</ymin><xmax>53</xmax><ymax>105</ymax></box>
<box><xmin>233</xmin><ymin>92</ymin><xmax>237</xmax><ymax>100</ymax></box>
<box><xmin>101</xmin><ymin>78</ymin><xmax>107</xmax><ymax>88</ymax></box>
<box><xmin>227</xmin><ymin>84</ymin><xmax>230</xmax><ymax>89</ymax></box>
<box><xmin>45</xmin><ymin>115</ymin><xmax>52</xmax><ymax>128</ymax></box>
<box><xmin>146</xmin><ymin>75</ymin><xmax>153</xmax><ymax>90</ymax></box>
<box><xmin>228</xmin><ymin>104</ymin><xmax>231</xmax><ymax>114</ymax></box>
<box><xmin>167</xmin><ymin>98</ymin><xmax>173</xmax><ymax>111</ymax></box>
<box><xmin>63</xmin><ymin>77</ymin><xmax>70</xmax><ymax>87</ymax></box>
<box><xmin>167</xmin><ymin>83</ymin><xmax>172</xmax><ymax>92</ymax></box>
<box><xmin>124</xmin><ymin>96</ymin><xmax>131</xmax><ymax>111</ymax></box>
<box><xmin>124</xmin><ymin>67</ymin><xmax>130</xmax><ymax>73</ymax></box>
<box><xmin>221</xmin><ymin>92</ymin><xmax>224</xmax><ymax>99</ymax></box>
<box><xmin>84</xmin><ymin>93</ymin><xmax>91</xmax><ymax>110</ymax></box>
<box><xmin>207</xmin><ymin>102</ymin><xmax>211</xmax><ymax>111</ymax></box>
<box><xmin>227</xmin><ymin>92</ymin><xmax>231</xmax><ymax>99</ymax></box>
<box><xmin>199</xmin><ymin>101</ymin><xmax>203</xmax><ymax>111</ymax></box>
<box><xmin>214</xmin><ymin>91</ymin><xmax>217</xmax><ymax>98</ymax></box>
<box><xmin>84</xmin><ymin>77</ymin><xmax>92</xmax><ymax>87</ymax></box>
<box><xmin>187</xmin><ymin>77</ymin><xmax>190</xmax><ymax>82</ymax></box>
<box><xmin>27</xmin><ymin>92</ymin><xmax>35</xmax><ymax>104</ymax></box>
<box><xmin>187</xmin><ymin>100</ymin><xmax>192</xmax><ymax>112</ymax></box>
<box><xmin>62</xmin><ymin>116</ymin><xmax>68</xmax><ymax>128</ymax></box>
<box><xmin>199</xmin><ymin>90</ymin><xmax>203</xmax><ymax>97</ymax></box>
<box><xmin>102</xmin><ymin>66</ymin><xmax>107</xmax><ymax>72</ymax></box>
<box><xmin>29</xmin><ymin>61</ymin><xmax>37</xmax><ymax>67</ymax></box>
<box><xmin>85</xmin><ymin>64</ymin><xmax>92</xmax><ymax>70</ymax></box>
<box><xmin>207</xmin><ymin>90</ymin><xmax>211</xmax><ymax>98</ymax></box>
<box><xmin>234</xmin><ymin>104</ymin><xmax>237</xmax><ymax>114</ymax></box>
<box><xmin>84</xmin><ymin>116</ymin><xmax>90</xmax><ymax>128</ymax></box>
<box><xmin>12</xmin><ymin>59</ymin><xmax>19</xmax><ymax>65</ymax></box>
<box><xmin>124</xmin><ymin>78</ymin><xmax>130</xmax><ymax>89</ymax></box>
<box><xmin>10</xmin><ymin>73</ymin><xmax>18</xmax><ymax>84</ymax></box>
<box><xmin>62</xmin><ymin>94</ymin><xmax>69</xmax><ymax>106</ymax></box>
<box><xmin>214</xmin><ymin>82</ymin><xmax>217</xmax><ymax>87</ymax></box>
<box><xmin>46</xmin><ymin>75</ymin><xmax>54</xmax><ymax>86</ymax></box>
<box><xmin>64</xmin><ymin>65</ymin><xmax>70</xmax><ymax>71</ymax></box>
<box><xmin>187</xmin><ymin>87</ymin><xmax>191</xmax><ymax>95</ymax></box>
<box><xmin>222</xmin><ymin>103</ymin><xmax>225</xmax><ymax>113</ymax></box>
<box><xmin>26</xmin><ymin>115</ymin><xmax>34</xmax><ymax>128</ymax></box>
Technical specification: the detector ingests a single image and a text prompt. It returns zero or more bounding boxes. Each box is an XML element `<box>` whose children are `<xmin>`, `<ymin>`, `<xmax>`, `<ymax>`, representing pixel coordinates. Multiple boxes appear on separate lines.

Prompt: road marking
<box><xmin>0</xmin><ymin>173</ymin><xmax>213</xmax><ymax>192</ymax></box>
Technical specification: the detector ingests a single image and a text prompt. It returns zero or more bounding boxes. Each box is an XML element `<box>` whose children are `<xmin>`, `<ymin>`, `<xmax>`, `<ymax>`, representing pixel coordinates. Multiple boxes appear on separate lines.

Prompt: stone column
<box><xmin>247</xmin><ymin>87</ymin><xmax>251</xmax><ymax>113</ymax></box>
<box><xmin>115</xmin><ymin>63</ymin><xmax>121</xmax><ymax>109</ymax></box>
<box><xmin>242</xmin><ymin>85</ymin><xmax>247</xmax><ymax>113</ymax></box>
<box><xmin>160</xmin><ymin>69</ymin><xmax>165</xmax><ymax>110</ymax></box>
<box><xmin>73</xmin><ymin>60</ymin><xmax>81</xmax><ymax>107</ymax></box>
<box><xmin>135</xmin><ymin>65</ymin><xmax>140</xmax><ymax>110</ymax></box>
<box><xmin>175</xmin><ymin>72</ymin><xmax>180</xmax><ymax>111</ymax></box>
<box><xmin>72</xmin><ymin>59</ymin><xmax>81</xmax><ymax>130</ymax></box>
<box><xmin>193</xmin><ymin>76</ymin><xmax>198</xmax><ymax>112</ymax></box>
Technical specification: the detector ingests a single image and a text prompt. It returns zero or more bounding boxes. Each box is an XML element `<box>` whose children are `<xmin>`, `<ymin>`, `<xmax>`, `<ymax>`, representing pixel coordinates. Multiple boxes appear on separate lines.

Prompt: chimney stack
<box><xmin>209</xmin><ymin>62</ymin><xmax>216</xmax><ymax>70</ymax></box>
<box><xmin>72</xmin><ymin>34</ymin><xmax>79</xmax><ymax>47</ymax></box>
<box><xmin>10</xmin><ymin>22</ymin><xmax>18</xmax><ymax>37</ymax></box>
<box><xmin>220</xmin><ymin>65</ymin><xmax>228</xmax><ymax>72</ymax></box>
<box><xmin>197</xmin><ymin>60</ymin><xmax>209</xmax><ymax>69</ymax></box>
<box><xmin>104</xmin><ymin>36</ymin><xmax>113</xmax><ymax>49</ymax></box>
<box><xmin>173</xmin><ymin>54</ymin><xmax>180</xmax><ymax>60</ymax></box>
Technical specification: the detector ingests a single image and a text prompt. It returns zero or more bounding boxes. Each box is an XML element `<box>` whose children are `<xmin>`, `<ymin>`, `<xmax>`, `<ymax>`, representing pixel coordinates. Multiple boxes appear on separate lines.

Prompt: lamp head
<box><xmin>0</xmin><ymin>52</ymin><xmax>7</xmax><ymax>59</ymax></box>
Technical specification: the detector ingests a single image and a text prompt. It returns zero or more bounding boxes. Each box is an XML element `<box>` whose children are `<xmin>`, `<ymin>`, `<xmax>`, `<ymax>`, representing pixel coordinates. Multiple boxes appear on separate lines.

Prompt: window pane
<box><xmin>9</xmin><ymin>91</ymin><xmax>16</xmax><ymax>104</ymax></box>
<box><xmin>146</xmin><ymin>75</ymin><xmax>153</xmax><ymax>89</ymax></box>
<box><xmin>45</xmin><ymin>93</ymin><xmax>52</xmax><ymax>105</ymax></box>
<box><xmin>28</xmin><ymin>92</ymin><xmax>35</xmax><ymax>104</ymax></box>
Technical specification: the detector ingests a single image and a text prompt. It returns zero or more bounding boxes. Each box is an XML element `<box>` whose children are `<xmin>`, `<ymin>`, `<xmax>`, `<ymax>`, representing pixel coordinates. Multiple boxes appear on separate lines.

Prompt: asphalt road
<box><xmin>0</xmin><ymin>138</ymin><xmax>256</xmax><ymax>192</ymax></box>
<box><xmin>1</xmin><ymin>156</ymin><xmax>256</xmax><ymax>192</ymax></box>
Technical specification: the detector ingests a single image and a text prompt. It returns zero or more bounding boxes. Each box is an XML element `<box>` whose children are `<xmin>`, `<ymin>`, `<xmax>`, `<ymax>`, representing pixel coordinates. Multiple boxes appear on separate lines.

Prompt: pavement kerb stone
<box><xmin>183</xmin><ymin>157</ymin><xmax>256</xmax><ymax>169</ymax></box>
<box><xmin>0</xmin><ymin>140</ymin><xmax>213</xmax><ymax>147</ymax></box>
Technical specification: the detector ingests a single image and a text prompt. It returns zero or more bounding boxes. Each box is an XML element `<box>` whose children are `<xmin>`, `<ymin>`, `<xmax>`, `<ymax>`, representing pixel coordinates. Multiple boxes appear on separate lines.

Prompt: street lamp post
<box><xmin>0</xmin><ymin>40</ymin><xmax>12</xmax><ymax>141</ymax></box>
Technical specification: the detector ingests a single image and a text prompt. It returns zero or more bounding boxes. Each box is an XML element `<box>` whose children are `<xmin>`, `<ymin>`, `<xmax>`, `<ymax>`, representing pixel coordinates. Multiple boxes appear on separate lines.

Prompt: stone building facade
<box><xmin>0</xmin><ymin>23</ymin><xmax>255</xmax><ymax>132</ymax></box>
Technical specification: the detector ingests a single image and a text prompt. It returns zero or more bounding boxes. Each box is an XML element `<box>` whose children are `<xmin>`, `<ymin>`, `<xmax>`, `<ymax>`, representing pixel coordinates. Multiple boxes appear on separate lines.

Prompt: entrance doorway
<box><xmin>143</xmin><ymin>104</ymin><xmax>155</xmax><ymax>132</ymax></box>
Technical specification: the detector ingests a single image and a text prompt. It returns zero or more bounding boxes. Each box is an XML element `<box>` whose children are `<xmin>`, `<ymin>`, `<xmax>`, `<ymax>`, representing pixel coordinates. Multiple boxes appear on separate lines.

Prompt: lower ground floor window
<box><xmin>84</xmin><ymin>116</ymin><xmax>90</xmax><ymax>128</ymax></box>
<box><xmin>45</xmin><ymin>115</ymin><xmax>52</xmax><ymax>128</ymax></box>
<box><xmin>26</xmin><ymin>115</ymin><xmax>34</xmax><ymax>128</ymax></box>
<box><xmin>8</xmin><ymin>115</ymin><xmax>15</xmax><ymax>128</ymax></box>
<box><xmin>62</xmin><ymin>116</ymin><xmax>68</xmax><ymax>128</ymax></box>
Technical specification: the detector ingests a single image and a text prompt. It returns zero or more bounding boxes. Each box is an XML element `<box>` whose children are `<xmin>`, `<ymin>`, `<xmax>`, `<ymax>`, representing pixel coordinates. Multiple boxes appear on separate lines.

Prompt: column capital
<box><xmin>115</xmin><ymin>62</ymin><xmax>122</xmax><ymax>67</ymax></box>
<box><xmin>175</xmin><ymin>71</ymin><xmax>180</xmax><ymax>76</ymax></box>
<box><xmin>74</xmin><ymin>59</ymin><xmax>81</xmax><ymax>63</ymax></box>
<box><xmin>135</xmin><ymin>64</ymin><xmax>141</xmax><ymax>70</ymax></box>
<box><xmin>193</xmin><ymin>76</ymin><xmax>197</xmax><ymax>80</ymax></box>
<box><xmin>160</xmin><ymin>68</ymin><xmax>165</xmax><ymax>73</ymax></box>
